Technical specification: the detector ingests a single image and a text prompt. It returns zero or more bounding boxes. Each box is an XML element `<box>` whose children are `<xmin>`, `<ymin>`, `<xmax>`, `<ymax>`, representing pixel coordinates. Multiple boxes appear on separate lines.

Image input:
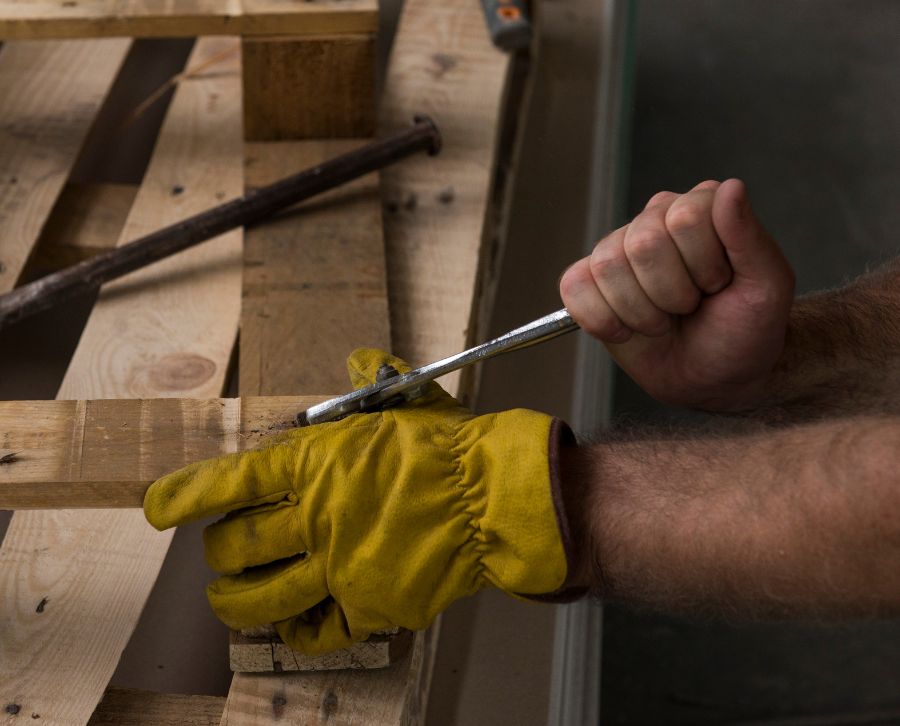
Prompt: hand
<box><xmin>560</xmin><ymin>179</ymin><xmax>795</xmax><ymax>410</ymax></box>
<box><xmin>143</xmin><ymin>349</ymin><xmax>575</xmax><ymax>655</ymax></box>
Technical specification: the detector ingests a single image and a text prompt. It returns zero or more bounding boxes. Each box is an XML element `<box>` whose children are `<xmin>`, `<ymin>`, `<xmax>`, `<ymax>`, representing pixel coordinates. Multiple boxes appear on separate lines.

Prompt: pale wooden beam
<box><xmin>0</xmin><ymin>39</ymin><xmax>131</xmax><ymax>294</ymax></box>
<box><xmin>0</xmin><ymin>0</ymin><xmax>377</xmax><ymax>40</ymax></box>
<box><xmin>219</xmin><ymin>0</ymin><xmax>516</xmax><ymax>720</ymax></box>
<box><xmin>379</xmin><ymin>0</ymin><xmax>513</xmax><ymax>403</ymax></box>
<box><xmin>0</xmin><ymin>37</ymin><xmax>244</xmax><ymax>725</ymax></box>
<box><xmin>0</xmin><ymin>396</ymin><xmax>324</xmax><ymax>509</ymax></box>
<box><xmin>240</xmin><ymin>140</ymin><xmax>389</xmax><ymax>394</ymax></box>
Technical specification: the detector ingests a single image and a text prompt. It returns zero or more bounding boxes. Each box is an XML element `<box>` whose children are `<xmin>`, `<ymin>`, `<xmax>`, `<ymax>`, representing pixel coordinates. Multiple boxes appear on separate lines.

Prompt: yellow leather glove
<box><xmin>144</xmin><ymin>348</ymin><xmax>580</xmax><ymax>655</ymax></box>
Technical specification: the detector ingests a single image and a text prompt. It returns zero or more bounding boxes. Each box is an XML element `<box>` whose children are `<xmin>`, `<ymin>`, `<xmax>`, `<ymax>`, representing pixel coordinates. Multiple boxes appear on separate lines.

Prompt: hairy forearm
<box><xmin>563</xmin><ymin>416</ymin><xmax>900</xmax><ymax>618</ymax></box>
<box><xmin>760</xmin><ymin>259</ymin><xmax>900</xmax><ymax>418</ymax></box>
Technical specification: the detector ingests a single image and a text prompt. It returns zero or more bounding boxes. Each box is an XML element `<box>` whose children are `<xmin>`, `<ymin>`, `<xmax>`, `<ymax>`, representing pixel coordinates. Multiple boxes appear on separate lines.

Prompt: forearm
<box><xmin>563</xmin><ymin>416</ymin><xmax>900</xmax><ymax>618</ymax></box>
<box><xmin>759</xmin><ymin>260</ymin><xmax>900</xmax><ymax>418</ymax></box>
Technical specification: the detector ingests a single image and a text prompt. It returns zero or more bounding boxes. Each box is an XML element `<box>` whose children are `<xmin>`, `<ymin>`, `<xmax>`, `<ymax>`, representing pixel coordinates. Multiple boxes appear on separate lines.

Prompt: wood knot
<box><xmin>132</xmin><ymin>354</ymin><xmax>216</xmax><ymax>395</ymax></box>
<box><xmin>321</xmin><ymin>690</ymin><xmax>338</xmax><ymax>718</ymax></box>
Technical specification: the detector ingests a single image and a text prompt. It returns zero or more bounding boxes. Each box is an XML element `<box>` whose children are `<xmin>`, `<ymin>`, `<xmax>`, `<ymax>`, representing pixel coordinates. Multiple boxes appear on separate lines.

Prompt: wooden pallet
<box><xmin>0</xmin><ymin>0</ymin><xmax>525</xmax><ymax>722</ymax></box>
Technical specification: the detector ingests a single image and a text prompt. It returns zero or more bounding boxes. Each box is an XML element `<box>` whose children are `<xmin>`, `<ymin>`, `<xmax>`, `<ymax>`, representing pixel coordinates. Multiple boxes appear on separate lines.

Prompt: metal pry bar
<box><xmin>0</xmin><ymin>116</ymin><xmax>441</xmax><ymax>331</ymax></box>
<box><xmin>297</xmin><ymin>308</ymin><xmax>579</xmax><ymax>427</ymax></box>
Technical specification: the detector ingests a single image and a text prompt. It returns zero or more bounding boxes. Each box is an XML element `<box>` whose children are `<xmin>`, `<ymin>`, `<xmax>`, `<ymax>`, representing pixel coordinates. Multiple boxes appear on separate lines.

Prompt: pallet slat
<box><xmin>0</xmin><ymin>39</ymin><xmax>131</xmax><ymax>294</ymax></box>
<box><xmin>380</xmin><ymin>0</ymin><xmax>513</xmax><ymax>397</ymax></box>
<box><xmin>88</xmin><ymin>688</ymin><xmax>225</xmax><ymax>726</ymax></box>
<box><xmin>218</xmin><ymin>0</ymin><xmax>514</xmax><ymax>721</ymax></box>
<box><xmin>239</xmin><ymin>140</ymin><xmax>390</xmax><ymax>395</ymax></box>
<box><xmin>0</xmin><ymin>396</ymin><xmax>324</xmax><ymax>509</ymax></box>
<box><xmin>0</xmin><ymin>0</ymin><xmax>377</xmax><ymax>40</ymax></box>
<box><xmin>0</xmin><ymin>37</ymin><xmax>244</xmax><ymax>725</ymax></box>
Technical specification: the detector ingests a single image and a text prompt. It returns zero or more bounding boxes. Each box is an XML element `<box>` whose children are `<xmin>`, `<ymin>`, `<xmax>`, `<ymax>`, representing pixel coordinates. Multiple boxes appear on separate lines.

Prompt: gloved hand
<box><xmin>144</xmin><ymin>348</ymin><xmax>581</xmax><ymax>655</ymax></box>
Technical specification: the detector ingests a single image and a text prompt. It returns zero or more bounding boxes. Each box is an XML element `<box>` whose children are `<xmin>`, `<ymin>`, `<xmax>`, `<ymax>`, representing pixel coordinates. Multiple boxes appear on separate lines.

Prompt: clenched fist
<box><xmin>560</xmin><ymin>179</ymin><xmax>795</xmax><ymax>411</ymax></box>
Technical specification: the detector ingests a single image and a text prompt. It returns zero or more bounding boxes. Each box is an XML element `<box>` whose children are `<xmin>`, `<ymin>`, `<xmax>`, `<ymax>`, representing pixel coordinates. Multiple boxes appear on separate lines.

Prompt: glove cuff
<box><xmin>526</xmin><ymin>419</ymin><xmax>589</xmax><ymax>603</ymax></box>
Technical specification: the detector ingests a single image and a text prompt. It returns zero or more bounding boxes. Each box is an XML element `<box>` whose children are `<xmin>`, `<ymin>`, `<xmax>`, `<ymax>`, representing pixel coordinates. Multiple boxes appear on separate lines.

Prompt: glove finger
<box><xmin>207</xmin><ymin>553</ymin><xmax>327</xmax><ymax>630</ymax></box>
<box><xmin>144</xmin><ymin>444</ymin><xmax>298</xmax><ymax>531</ymax></box>
<box><xmin>346</xmin><ymin>347</ymin><xmax>413</xmax><ymax>388</ymax></box>
<box><xmin>274</xmin><ymin>598</ymin><xmax>357</xmax><ymax>656</ymax></box>
<box><xmin>203</xmin><ymin>504</ymin><xmax>306</xmax><ymax>575</ymax></box>
<box><xmin>346</xmin><ymin>347</ymin><xmax>456</xmax><ymax>407</ymax></box>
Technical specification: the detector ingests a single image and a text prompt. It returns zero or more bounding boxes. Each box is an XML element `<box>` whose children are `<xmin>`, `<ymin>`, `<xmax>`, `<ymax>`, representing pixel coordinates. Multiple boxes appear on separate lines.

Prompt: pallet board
<box><xmin>88</xmin><ymin>688</ymin><xmax>225</xmax><ymax>726</ymax></box>
<box><xmin>0</xmin><ymin>396</ymin><xmax>324</xmax><ymax>509</ymax></box>
<box><xmin>0</xmin><ymin>37</ymin><xmax>244</xmax><ymax>725</ymax></box>
<box><xmin>0</xmin><ymin>39</ymin><xmax>130</xmax><ymax>294</ymax></box>
<box><xmin>240</xmin><ymin>140</ymin><xmax>390</xmax><ymax>395</ymax></box>
<box><xmin>0</xmin><ymin>0</ymin><xmax>377</xmax><ymax>40</ymax></box>
<box><xmin>379</xmin><ymin>0</ymin><xmax>512</xmax><ymax>397</ymax></box>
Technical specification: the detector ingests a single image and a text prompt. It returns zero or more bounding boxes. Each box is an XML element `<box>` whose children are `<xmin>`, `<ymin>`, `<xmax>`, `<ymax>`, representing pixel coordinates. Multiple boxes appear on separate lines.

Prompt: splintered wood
<box><xmin>0</xmin><ymin>0</ymin><xmax>377</xmax><ymax>40</ymax></box>
<box><xmin>0</xmin><ymin>396</ymin><xmax>325</xmax><ymax>508</ymax></box>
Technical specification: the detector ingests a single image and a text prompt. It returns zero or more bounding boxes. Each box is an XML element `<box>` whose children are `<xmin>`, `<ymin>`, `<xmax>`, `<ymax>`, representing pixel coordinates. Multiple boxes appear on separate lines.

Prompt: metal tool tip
<box><xmin>413</xmin><ymin>114</ymin><xmax>442</xmax><ymax>156</ymax></box>
<box><xmin>295</xmin><ymin>411</ymin><xmax>310</xmax><ymax>427</ymax></box>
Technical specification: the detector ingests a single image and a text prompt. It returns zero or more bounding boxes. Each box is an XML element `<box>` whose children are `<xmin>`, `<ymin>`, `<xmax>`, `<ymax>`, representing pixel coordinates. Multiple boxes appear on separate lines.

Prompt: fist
<box><xmin>560</xmin><ymin>179</ymin><xmax>795</xmax><ymax>411</ymax></box>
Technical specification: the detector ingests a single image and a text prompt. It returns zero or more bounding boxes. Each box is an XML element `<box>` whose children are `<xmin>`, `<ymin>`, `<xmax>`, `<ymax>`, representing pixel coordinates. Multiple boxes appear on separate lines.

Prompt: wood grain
<box><xmin>242</xmin><ymin>35</ymin><xmax>375</xmax><ymax>141</ymax></box>
<box><xmin>379</xmin><ymin>0</ymin><xmax>513</xmax><ymax>400</ymax></box>
<box><xmin>0</xmin><ymin>0</ymin><xmax>377</xmax><ymax>39</ymax></box>
<box><xmin>218</xmin><ymin>0</ymin><xmax>512</xmax><ymax>720</ymax></box>
<box><xmin>221</xmin><ymin>38</ymin><xmax>403</xmax><ymax>712</ymax></box>
<box><xmin>0</xmin><ymin>39</ymin><xmax>130</xmax><ymax>293</ymax></box>
<box><xmin>240</xmin><ymin>140</ymin><xmax>389</xmax><ymax>395</ymax></box>
<box><xmin>221</xmin><ymin>627</ymin><xmax>432</xmax><ymax>726</ymax></box>
<box><xmin>0</xmin><ymin>37</ymin><xmax>243</xmax><ymax>726</ymax></box>
<box><xmin>0</xmin><ymin>396</ymin><xmax>324</xmax><ymax>509</ymax></box>
<box><xmin>230</xmin><ymin>627</ymin><xmax>411</xmax><ymax>673</ymax></box>
<box><xmin>88</xmin><ymin>688</ymin><xmax>225</xmax><ymax>726</ymax></box>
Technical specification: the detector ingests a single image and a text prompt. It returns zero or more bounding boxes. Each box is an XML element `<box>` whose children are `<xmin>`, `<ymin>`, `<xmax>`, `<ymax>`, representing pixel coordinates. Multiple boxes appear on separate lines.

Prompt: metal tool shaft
<box><xmin>0</xmin><ymin>116</ymin><xmax>441</xmax><ymax>330</ymax></box>
<box><xmin>298</xmin><ymin>308</ymin><xmax>578</xmax><ymax>426</ymax></box>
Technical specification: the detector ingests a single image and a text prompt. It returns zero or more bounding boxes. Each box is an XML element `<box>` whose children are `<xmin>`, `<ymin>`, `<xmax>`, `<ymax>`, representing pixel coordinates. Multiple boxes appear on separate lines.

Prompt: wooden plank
<box><xmin>25</xmin><ymin>182</ymin><xmax>139</xmax><ymax>274</ymax></box>
<box><xmin>0</xmin><ymin>37</ymin><xmax>244</xmax><ymax>725</ymax></box>
<box><xmin>229</xmin><ymin>137</ymin><xmax>394</xmax><ymax>676</ymax></box>
<box><xmin>240</xmin><ymin>140</ymin><xmax>389</xmax><ymax>394</ymax></box>
<box><xmin>0</xmin><ymin>0</ymin><xmax>377</xmax><ymax>40</ymax></box>
<box><xmin>221</xmin><ymin>627</ymin><xmax>433</xmax><ymax>725</ymax></box>
<box><xmin>241</xmin><ymin>35</ymin><xmax>375</xmax><ymax>141</ymax></box>
<box><xmin>220</xmin><ymin>0</ymin><xmax>513</xmax><ymax>721</ymax></box>
<box><xmin>379</xmin><ymin>0</ymin><xmax>512</xmax><ymax>401</ymax></box>
<box><xmin>0</xmin><ymin>39</ymin><xmax>131</xmax><ymax>294</ymax></box>
<box><xmin>221</xmin><ymin>25</ymin><xmax>399</xmax><ymax>709</ymax></box>
<box><xmin>230</xmin><ymin>626</ymin><xmax>412</xmax><ymax>672</ymax></box>
<box><xmin>87</xmin><ymin>688</ymin><xmax>225</xmax><ymax>726</ymax></box>
<box><xmin>0</xmin><ymin>396</ymin><xmax>324</xmax><ymax>509</ymax></box>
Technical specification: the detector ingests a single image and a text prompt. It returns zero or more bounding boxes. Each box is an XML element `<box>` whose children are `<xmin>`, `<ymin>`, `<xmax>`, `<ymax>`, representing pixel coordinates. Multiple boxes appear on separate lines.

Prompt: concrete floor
<box><xmin>602</xmin><ymin>1</ymin><xmax>900</xmax><ymax>723</ymax></box>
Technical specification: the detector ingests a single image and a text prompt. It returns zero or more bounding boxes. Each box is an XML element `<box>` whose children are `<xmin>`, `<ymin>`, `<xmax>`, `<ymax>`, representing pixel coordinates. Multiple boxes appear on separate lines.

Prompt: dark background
<box><xmin>602</xmin><ymin>1</ymin><xmax>900</xmax><ymax>723</ymax></box>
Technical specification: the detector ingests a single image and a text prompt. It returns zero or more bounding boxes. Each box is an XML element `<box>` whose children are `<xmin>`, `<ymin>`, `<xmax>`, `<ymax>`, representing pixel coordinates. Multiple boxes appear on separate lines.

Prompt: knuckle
<box><xmin>693</xmin><ymin>179</ymin><xmax>721</xmax><ymax>191</ymax></box>
<box><xmin>624</xmin><ymin>231</ymin><xmax>666</xmax><ymax>267</ymax></box>
<box><xmin>645</xmin><ymin>190</ymin><xmax>676</xmax><ymax>208</ymax></box>
<box><xmin>665</xmin><ymin>200</ymin><xmax>708</xmax><ymax>235</ymax></box>
<box><xmin>588</xmin><ymin>249</ymin><xmax>622</xmax><ymax>280</ymax></box>
<box><xmin>559</xmin><ymin>261</ymin><xmax>592</xmax><ymax>300</ymax></box>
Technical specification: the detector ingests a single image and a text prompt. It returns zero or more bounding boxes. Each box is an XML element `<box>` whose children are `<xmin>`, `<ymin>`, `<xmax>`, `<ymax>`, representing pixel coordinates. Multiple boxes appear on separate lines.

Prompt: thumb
<box><xmin>712</xmin><ymin>178</ymin><xmax>787</xmax><ymax>284</ymax></box>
